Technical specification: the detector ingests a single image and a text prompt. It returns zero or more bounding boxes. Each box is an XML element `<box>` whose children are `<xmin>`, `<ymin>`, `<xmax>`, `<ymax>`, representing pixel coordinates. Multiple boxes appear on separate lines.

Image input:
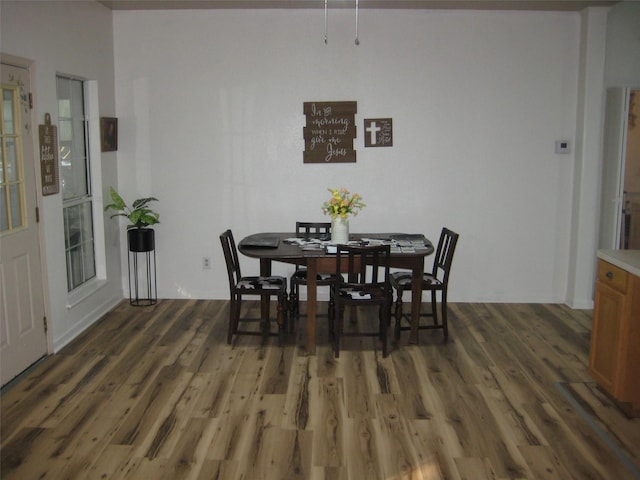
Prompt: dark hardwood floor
<box><xmin>1</xmin><ymin>300</ymin><xmax>639</xmax><ymax>479</ymax></box>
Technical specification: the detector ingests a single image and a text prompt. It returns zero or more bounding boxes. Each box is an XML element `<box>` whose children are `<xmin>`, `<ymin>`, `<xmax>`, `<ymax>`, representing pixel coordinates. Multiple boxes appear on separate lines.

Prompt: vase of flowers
<box><xmin>321</xmin><ymin>188</ymin><xmax>365</xmax><ymax>244</ymax></box>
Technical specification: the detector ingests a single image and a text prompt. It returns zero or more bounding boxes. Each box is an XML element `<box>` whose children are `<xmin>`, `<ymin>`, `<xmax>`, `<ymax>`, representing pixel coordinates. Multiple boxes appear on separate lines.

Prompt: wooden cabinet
<box><xmin>589</xmin><ymin>259</ymin><xmax>640</xmax><ymax>416</ymax></box>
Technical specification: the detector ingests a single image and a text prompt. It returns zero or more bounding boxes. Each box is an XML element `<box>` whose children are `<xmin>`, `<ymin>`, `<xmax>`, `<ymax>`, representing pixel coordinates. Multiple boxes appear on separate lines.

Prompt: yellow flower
<box><xmin>321</xmin><ymin>187</ymin><xmax>365</xmax><ymax>219</ymax></box>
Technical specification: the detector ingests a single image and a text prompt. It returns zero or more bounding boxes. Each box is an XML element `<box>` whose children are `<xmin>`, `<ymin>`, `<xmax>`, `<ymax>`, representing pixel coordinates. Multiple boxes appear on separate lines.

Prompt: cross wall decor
<box><xmin>364</xmin><ymin>118</ymin><xmax>393</xmax><ymax>147</ymax></box>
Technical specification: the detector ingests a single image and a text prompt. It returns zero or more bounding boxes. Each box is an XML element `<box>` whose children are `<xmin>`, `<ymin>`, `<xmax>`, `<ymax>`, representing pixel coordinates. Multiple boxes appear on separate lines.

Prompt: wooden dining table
<box><xmin>238</xmin><ymin>232</ymin><xmax>434</xmax><ymax>354</ymax></box>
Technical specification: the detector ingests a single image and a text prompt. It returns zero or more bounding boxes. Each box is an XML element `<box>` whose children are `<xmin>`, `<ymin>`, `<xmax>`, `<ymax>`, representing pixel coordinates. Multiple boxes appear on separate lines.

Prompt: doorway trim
<box><xmin>1</xmin><ymin>53</ymin><xmax>52</xmax><ymax>355</ymax></box>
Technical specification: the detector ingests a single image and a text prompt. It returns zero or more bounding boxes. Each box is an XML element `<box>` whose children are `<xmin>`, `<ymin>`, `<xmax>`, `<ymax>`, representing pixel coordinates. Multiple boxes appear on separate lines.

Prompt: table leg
<box><xmin>409</xmin><ymin>260</ymin><xmax>424</xmax><ymax>344</ymax></box>
<box><xmin>306</xmin><ymin>258</ymin><xmax>318</xmax><ymax>355</ymax></box>
<box><xmin>260</xmin><ymin>259</ymin><xmax>272</xmax><ymax>326</ymax></box>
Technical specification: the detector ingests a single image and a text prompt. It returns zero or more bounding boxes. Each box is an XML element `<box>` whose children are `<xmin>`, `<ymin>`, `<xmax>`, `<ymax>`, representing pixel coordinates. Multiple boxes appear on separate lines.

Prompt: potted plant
<box><xmin>104</xmin><ymin>186</ymin><xmax>160</xmax><ymax>252</ymax></box>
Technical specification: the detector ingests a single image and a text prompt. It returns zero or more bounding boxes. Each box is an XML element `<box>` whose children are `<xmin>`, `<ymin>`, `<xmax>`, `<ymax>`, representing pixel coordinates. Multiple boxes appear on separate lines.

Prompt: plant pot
<box><xmin>128</xmin><ymin>228</ymin><xmax>155</xmax><ymax>252</ymax></box>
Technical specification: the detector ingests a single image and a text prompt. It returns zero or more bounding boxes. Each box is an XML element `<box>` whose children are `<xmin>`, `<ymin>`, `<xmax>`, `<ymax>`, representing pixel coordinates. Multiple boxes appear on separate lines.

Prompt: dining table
<box><xmin>238</xmin><ymin>232</ymin><xmax>435</xmax><ymax>354</ymax></box>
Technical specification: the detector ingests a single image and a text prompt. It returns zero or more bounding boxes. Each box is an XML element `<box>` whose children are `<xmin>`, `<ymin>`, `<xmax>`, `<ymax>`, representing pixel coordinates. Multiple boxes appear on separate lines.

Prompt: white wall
<box><xmin>604</xmin><ymin>1</ymin><xmax>640</xmax><ymax>88</ymax></box>
<box><xmin>114</xmin><ymin>8</ymin><xmax>582</xmax><ymax>303</ymax></box>
<box><xmin>1</xmin><ymin>1</ymin><xmax>123</xmax><ymax>350</ymax></box>
<box><xmin>2</xmin><ymin>1</ymin><xmax>639</xmax><ymax>356</ymax></box>
<box><xmin>605</xmin><ymin>2</ymin><xmax>640</xmax><ymax>200</ymax></box>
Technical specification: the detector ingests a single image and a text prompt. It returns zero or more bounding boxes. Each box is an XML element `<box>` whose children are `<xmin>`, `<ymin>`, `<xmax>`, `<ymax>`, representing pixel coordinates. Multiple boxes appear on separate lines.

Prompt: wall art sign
<box><xmin>303</xmin><ymin>101</ymin><xmax>357</xmax><ymax>163</ymax></box>
<box><xmin>364</xmin><ymin>118</ymin><xmax>392</xmax><ymax>147</ymax></box>
<box><xmin>38</xmin><ymin>113</ymin><xmax>59</xmax><ymax>196</ymax></box>
<box><xmin>100</xmin><ymin>117</ymin><xmax>118</xmax><ymax>152</ymax></box>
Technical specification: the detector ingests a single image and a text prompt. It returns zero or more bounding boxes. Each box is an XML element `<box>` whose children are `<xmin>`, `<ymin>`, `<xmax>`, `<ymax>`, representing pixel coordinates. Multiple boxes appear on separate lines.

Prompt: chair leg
<box><xmin>431</xmin><ymin>290</ymin><xmax>438</xmax><ymax>326</ymax></box>
<box><xmin>328</xmin><ymin>288</ymin><xmax>335</xmax><ymax>326</ymax></box>
<box><xmin>334</xmin><ymin>305</ymin><xmax>345</xmax><ymax>358</ymax></box>
<box><xmin>441</xmin><ymin>288</ymin><xmax>449</xmax><ymax>342</ymax></box>
<box><xmin>328</xmin><ymin>306</ymin><xmax>335</xmax><ymax>337</ymax></box>
<box><xmin>380</xmin><ymin>304</ymin><xmax>388</xmax><ymax>357</ymax></box>
<box><xmin>286</xmin><ymin>287</ymin><xmax>295</xmax><ymax>334</ymax></box>
<box><xmin>286</xmin><ymin>299</ymin><xmax>294</xmax><ymax>334</ymax></box>
<box><xmin>228</xmin><ymin>296</ymin><xmax>239</xmax><ymax>344</ymax></box>
<box><xmin>289</xmin><ymin>281</ymin><xmax>299</xmax><ymax>318</ymax></box>
<box><xmin>261</xmin><ymin>316</ymin><xmax>270</xmax><ymax>343</ymax></box>
<box><xmin>394</xmin><ymin>288</ymin><xmax>404</xmax><ymax>341</ymax></box>
<box><xmin>277</xmin><ymin>294</ymin><xmax>287</xmax><ymax>345</ymax></box>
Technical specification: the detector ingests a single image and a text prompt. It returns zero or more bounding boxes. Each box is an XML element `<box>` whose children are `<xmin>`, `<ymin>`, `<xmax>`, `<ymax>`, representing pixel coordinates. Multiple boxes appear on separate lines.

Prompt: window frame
<box><xmin>57</xmin><ymin>74</ymin><xmax>106</xmax><ymax>299</ymax></box>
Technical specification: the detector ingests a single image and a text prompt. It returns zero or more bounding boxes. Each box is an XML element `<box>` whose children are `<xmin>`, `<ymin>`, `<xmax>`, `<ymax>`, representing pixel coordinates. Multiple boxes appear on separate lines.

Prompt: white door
<box><xmin>598</xmin><ymin>88</ymin><xmax>628</xmax><ymax>250</ymax></box>
<box><xmin>0</xmin><ymin>60</ymin><xmax>48</xmax><ymax>386</ymax></box>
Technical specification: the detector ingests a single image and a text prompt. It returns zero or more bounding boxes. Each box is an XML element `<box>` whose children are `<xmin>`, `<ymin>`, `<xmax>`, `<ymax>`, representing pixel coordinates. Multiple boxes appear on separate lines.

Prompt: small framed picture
<box><xmin>364</xmin><ymin>118</ymin><xmax>393</xmax><ymax>147</ymax></box>
<box><xmin>100</xmin><ymin>117</ymin><xmax>118</xmax><ymax>152</ymax></box>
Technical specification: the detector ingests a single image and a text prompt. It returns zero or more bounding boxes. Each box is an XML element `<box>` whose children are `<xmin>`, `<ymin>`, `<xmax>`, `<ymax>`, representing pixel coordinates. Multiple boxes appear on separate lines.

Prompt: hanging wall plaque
<box><xmin>364</xmin><ymin>118</ymin><xmax>393</xmax><ymax>147</ymax></box>
<box><xmin>303</xmin><ymin>101</ymin><xmax>357</xmax><ymax>163</ymax></box>
<box><xmin>38</xmin><ymin>113</ymin><xmax>59</xmax><ymax>196</ymax></box>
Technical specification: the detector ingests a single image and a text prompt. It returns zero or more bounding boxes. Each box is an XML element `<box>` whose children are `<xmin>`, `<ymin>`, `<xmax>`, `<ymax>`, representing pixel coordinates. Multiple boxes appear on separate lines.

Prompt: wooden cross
<box><xmin>366</xmin><ymin>121</ymin><xmax>381</xmax><ymax>145</ymax></box>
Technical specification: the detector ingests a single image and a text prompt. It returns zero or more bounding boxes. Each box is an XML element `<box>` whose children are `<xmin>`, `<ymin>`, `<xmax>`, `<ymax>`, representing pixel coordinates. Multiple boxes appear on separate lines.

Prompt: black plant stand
<box><xmin>128</xmin><ymin>228</ymin><xmax>157</xmax><ymax>306</ymax></box>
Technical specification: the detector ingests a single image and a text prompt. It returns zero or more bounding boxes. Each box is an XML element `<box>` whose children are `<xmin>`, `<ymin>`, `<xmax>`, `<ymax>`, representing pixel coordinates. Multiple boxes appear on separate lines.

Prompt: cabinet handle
<box><xmin>606</xmin><ymin>271</ymin><xmax>613</xmax><ymax>279</ymax></box>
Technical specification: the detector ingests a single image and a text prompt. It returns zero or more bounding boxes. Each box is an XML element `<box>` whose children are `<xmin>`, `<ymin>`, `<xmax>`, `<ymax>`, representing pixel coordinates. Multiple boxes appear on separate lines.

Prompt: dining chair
<box><xmin>330</xmin><ymin>244</ymin><xmax>392</xmax><ymax>358</ymax></box>
<box><xmin>219</xmin><ymin>229</ymin><xmax>288</xmax><ymax>345</ymax></box>
<box><xmin>289</xmin><ymin>222</ymin><xmax>337</xmax><ymax>323</ymax></box>
<box><xmin>391</xmin><ymin>227</ymin><xmax>459</xmax><ymax>342</ymax></box>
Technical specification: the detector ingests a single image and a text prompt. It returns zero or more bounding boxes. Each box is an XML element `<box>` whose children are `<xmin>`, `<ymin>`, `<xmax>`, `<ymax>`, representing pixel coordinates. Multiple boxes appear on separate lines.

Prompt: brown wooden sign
<box><xmin>38</xmin><ymin>113</ymin><xmax>59</xmax><ymax>196</ymax></box>
<box><xmin>364</xmin><ymin>118</ymin><xmax>393</xmax><ymax>147</ymax></box>
<box><xmin>303</xmin><ymin>101</ymin><xmax>357</xmax><ymax>163</ymax></box>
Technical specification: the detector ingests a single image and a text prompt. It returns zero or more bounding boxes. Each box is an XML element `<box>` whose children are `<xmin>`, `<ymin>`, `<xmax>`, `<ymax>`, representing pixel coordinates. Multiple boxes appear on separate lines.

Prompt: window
<box><xmin>57</xmin><ymin>75</ymin><xmax>96</xmax><ymax>291</ymax></box>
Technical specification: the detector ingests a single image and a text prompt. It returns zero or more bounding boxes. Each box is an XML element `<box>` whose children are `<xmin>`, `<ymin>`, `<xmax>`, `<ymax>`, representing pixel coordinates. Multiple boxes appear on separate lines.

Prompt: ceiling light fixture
<box><xmin>323</xmin><ymin>0</ymin><xmax>360</xmax><ymax>46</ymax></box>
<box><xmin>355</xmin><ymin>0</ymin><xmax>360</xmax><ymax>45</ymax></box>
<box><xmin>324</xmin><ymin>0</ymin><xmax>328</xmax><ymax>44</ymax></box>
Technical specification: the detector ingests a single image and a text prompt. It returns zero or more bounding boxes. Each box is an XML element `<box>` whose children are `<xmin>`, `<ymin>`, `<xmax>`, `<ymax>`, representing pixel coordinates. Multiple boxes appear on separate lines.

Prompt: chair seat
<box><xmin>291</xmin><ymin>269</ymin><xmax>338</xmax><ymax>283</ymax></box>
<box><xmin>390</xmin><ymin>272</ymin><xmax>443</xmax><ymax>289</ymax></box>
<box><xmin>237</xmin><ymin>276</ymin><xmax>287</xmax><ymax>291</ymax></box>
<box><xmin>337</xmin><ymin>285</ymin><xmax>388</xmax><ymax>301</ymax></box>
<box><xmin>289</xmin><ymin>270</ymin><xmax>340</xmax><ymax>322</ymax></box>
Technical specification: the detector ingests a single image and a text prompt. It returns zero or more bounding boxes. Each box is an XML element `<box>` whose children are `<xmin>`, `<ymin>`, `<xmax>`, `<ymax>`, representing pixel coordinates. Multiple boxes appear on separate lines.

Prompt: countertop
<box><xmin>597</xmin><ymin>250</ymin><xmax>640</xmax><ymax>278</ymax></box>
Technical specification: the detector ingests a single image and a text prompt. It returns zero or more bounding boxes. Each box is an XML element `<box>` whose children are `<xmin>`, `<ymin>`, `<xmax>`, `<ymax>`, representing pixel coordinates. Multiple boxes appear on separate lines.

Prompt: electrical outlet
<box><xmin>555</xmin><ymin>140</ymin><xmax>571</xmax><ymax>154</ymax></box>
<box><xmin>202</xmin><ymin>257</ymin><xmax>211</xmax><ymax>269</ymax></box>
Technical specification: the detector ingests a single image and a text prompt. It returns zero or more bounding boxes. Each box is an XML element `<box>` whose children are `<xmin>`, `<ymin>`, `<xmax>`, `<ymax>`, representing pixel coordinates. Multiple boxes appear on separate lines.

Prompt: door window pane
<box><xmin>5</xmin><ymin>138</ymin><xmax>17</xmax><ymax>181</ymax></box>
<box><xmin>0</xmin><ymin>85</ymin><xmax>25</xmax><ymax>233</ymax></box>
<box><xmin>0</xmin><ymin>186</ymin><xmax>7</xmax><ymax>231</ymax></box>
<box><xmin>9</xmin><ymin>184</ymin><xmax>22</xmax><ymax>229</ymax></box>
<box><xmin>3</xmin><ymin>89</ymin><xmax>14</xmax><ymax>134</ymax></box>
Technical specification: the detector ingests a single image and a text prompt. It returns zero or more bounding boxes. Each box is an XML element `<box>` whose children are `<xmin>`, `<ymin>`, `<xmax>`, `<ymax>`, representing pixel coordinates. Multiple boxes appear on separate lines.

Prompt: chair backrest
<box><xmin>296</xmin><ymin>221</ymin><xmax>331</xmax><ymax>236</ymax></box>
<box><xmin>294</xmin><ymin>222</ymin><xmax>332</xmax><ymax>273</ymax></box>
<box><xmin>336</xmin><ymin>244</ymin><xmax>391</xmax><ymax>290</ymax></box>
<box><xmin>431</xmin><ymin>227</ymin><xmax>459</xmax><ymax>284</ymax></box>
<box><xmin>219</xmin><ymin>229</ymin><xmax>242</xmax><ymax>292</ymax></box>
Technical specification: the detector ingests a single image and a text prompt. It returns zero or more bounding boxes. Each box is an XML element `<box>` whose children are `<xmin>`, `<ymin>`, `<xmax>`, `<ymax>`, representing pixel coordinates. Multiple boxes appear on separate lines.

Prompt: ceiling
<box><xmin>98</xmin><ymin>0</ymin><xmax>618</xmax><ymax>11</ymax></box>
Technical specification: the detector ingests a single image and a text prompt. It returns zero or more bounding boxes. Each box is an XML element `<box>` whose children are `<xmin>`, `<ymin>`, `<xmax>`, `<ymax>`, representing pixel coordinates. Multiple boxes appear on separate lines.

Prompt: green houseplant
<box><xmin>104</xmin><ymin>186</ymin><xmax>160</xmax><ymax>229</ymax></box>
<box><xmin>104</xmin><ymin>186</ymin><xmax>160</xmax><ymax>252</ymax></box>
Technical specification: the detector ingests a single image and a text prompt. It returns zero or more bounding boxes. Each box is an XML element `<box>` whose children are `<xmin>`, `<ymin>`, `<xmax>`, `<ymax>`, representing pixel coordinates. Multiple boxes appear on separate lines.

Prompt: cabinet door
<box><xmin>589</xmin><ymin>282</ymin><xmax>625</xmax><ymax>394</ymax></box>
<box><xmin>618</xmin><ymin>276</ymin><xmax>640</xmax><ymax>406</ymax></box>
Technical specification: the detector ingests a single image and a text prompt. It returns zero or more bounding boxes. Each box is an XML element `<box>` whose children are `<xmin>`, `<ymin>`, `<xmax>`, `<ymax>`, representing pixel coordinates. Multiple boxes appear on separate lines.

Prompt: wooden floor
<box><xmin>1</xmin><ymin>299</ymin><xmax>639</xmax><ymax>480</ymax></box>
